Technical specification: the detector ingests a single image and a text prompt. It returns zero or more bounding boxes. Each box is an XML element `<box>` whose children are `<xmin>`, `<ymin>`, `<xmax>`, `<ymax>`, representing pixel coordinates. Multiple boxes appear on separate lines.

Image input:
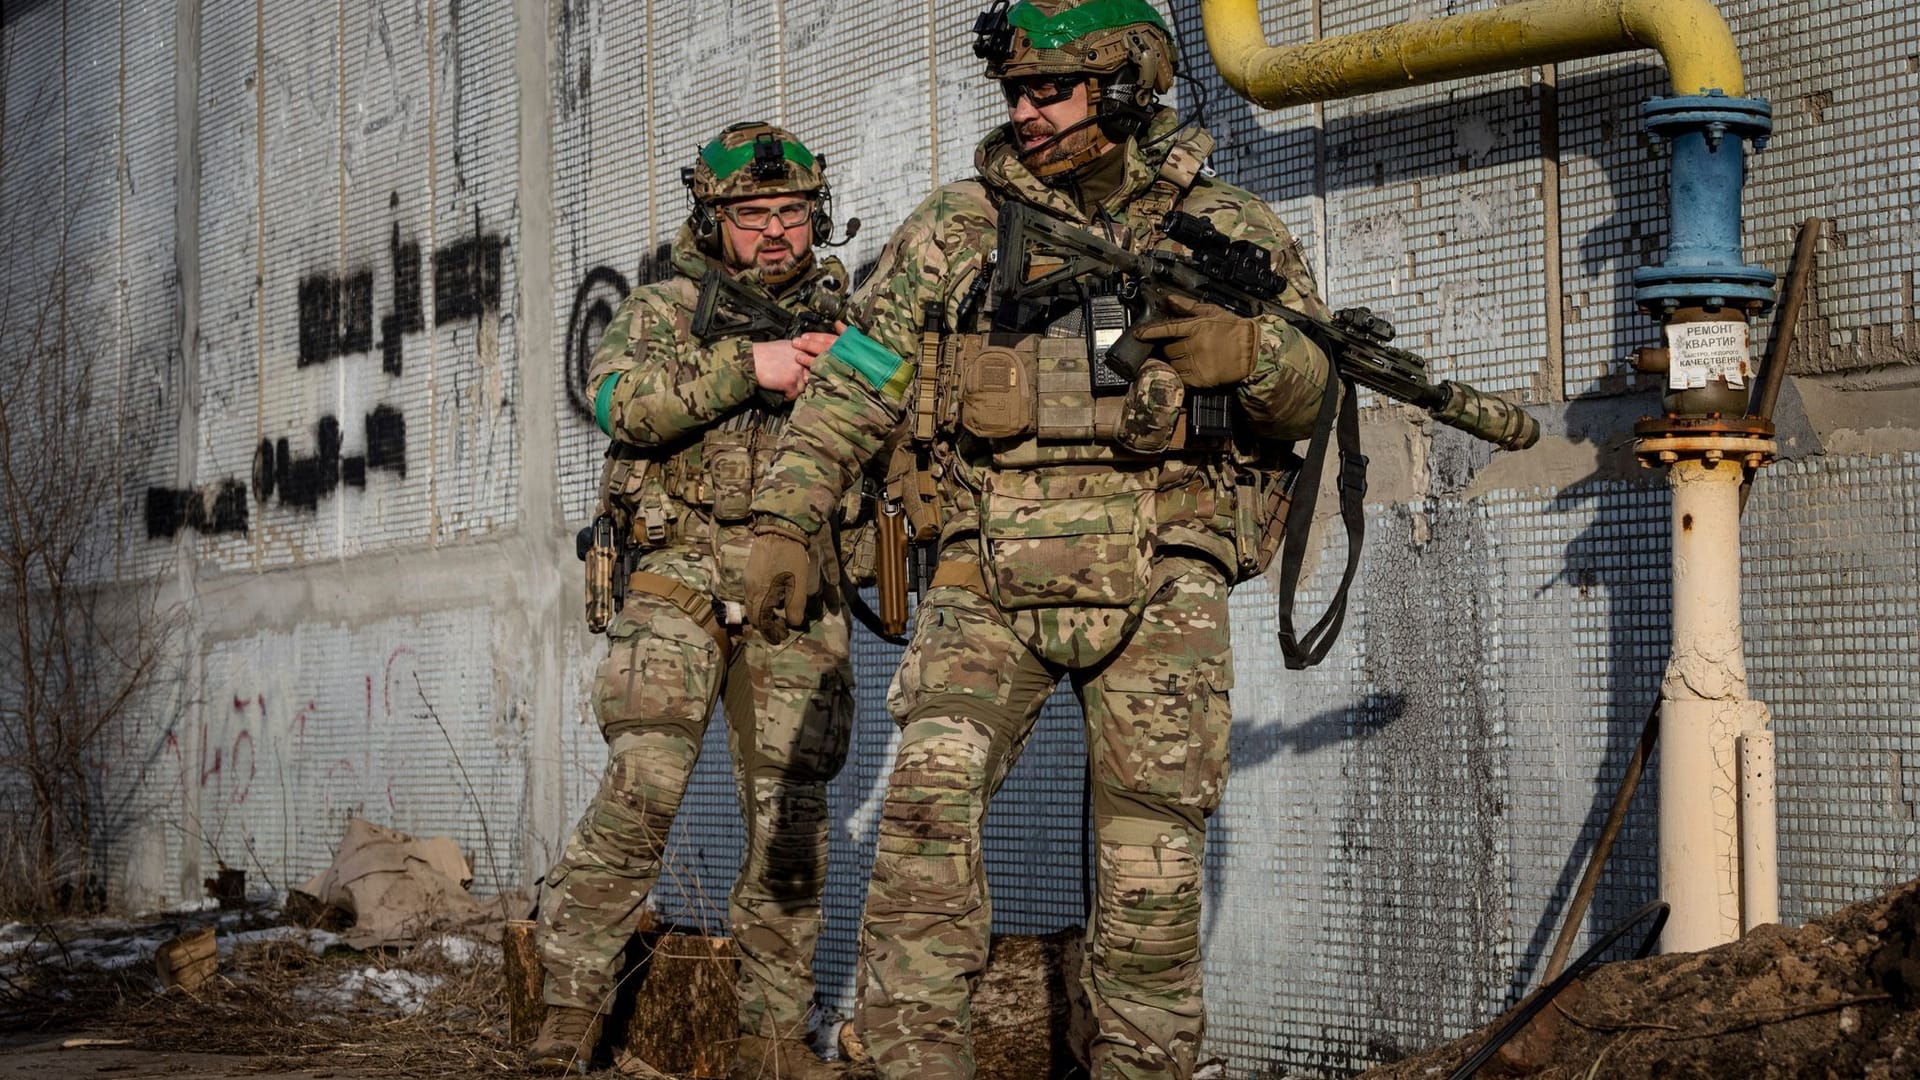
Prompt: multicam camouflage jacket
<box><xmin>753</xmin><ymin>111</ymin><xmax>1334</xmax><ymax>598</ymax></box>
<box><xmin>588</xmin><ymin>223</ymin><xmax>854</xmax><ymax>601</ymax></box>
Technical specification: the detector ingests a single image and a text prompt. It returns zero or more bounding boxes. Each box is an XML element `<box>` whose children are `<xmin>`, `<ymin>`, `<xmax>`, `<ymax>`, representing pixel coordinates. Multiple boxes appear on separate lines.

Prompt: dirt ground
<box><xmin>1359</xmin><ymin>877</ymin><xmax>1920</xmax><ymax>1080</ymax></box>
<box><xmin>5</xmin><ymin>878</ymin><xmax>1919</xmax><ymax>1079</ymax></box>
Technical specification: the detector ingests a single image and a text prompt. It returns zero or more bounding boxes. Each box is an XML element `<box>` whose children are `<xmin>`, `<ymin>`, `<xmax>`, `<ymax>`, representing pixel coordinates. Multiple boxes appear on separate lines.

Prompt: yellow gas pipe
<box><xmin>1197</xmin><ymin>0</ymin><xmax>1778</xmax><ymax>955</ymax></box>
<box><xmin>1199</xmin><ymin>0</ymin><xmax>1745</xmax><ymax>104</ymax></box>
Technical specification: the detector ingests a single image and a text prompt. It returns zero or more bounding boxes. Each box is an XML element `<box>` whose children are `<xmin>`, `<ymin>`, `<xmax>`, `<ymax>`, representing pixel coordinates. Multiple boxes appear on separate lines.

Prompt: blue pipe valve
<box><xmin>1632</xmin><ymin>90</ymin><xmax>1776</xmax><ymax>316</ymax></box>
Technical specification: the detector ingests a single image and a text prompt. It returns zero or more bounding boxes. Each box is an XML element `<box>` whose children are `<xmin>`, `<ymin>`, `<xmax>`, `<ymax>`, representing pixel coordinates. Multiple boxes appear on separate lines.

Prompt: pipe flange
<box><xmin>1633</xmin><ymin>274</ymin><xmax>1778</xmax><ymax>315</ymax></box>
<box><xmin>1644</xmin><ymin>91</ymin><xmax>1773</xmax><ymax>146</ymax></box>
<box><xmin>1634</xmin><ymin>415</ymin><xmax>1776</xmax><ymax>468</ymax></box>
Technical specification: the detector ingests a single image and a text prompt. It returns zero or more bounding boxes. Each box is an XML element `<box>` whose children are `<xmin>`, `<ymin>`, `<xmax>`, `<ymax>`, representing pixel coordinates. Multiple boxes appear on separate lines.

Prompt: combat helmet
<box><xmin>973</xmin><ymin>0</ymin><xmax>1176</xmax><ymax>175</ymax></box>
<box><xmin>682</xmin><ymin>121</ymin><xmax>838</xmax><ymax>275</ymax></box>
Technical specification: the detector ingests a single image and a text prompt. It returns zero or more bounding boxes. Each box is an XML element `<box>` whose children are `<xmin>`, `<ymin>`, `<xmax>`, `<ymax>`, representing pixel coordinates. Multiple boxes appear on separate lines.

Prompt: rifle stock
<box><xmin>691</xmin><ymin>269</ymin><xmax>849</xmax><ymax>344</ymax></box>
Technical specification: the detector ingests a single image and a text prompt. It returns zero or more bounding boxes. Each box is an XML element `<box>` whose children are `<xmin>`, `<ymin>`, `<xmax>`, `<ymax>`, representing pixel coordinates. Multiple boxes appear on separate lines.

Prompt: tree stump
<box><xmin>610</xmin><ymin>930</ymin><xmax>739</xmax><ymax>1078</ymax></box>
<box><xmin>972</xmin><ymin>927</ymin><xmax>1091</xmax><ymax>1080</ymax></box>
<box><xmin>501</xmin><ymin>919</ymin><xmax>543</xmax><ymax>1044</ymax></box>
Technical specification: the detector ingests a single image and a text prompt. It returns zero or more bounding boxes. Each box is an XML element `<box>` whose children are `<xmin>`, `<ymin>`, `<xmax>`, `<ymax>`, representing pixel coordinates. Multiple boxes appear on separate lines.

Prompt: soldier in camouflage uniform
<box><xmin>743</xmin><ymin>3</ymin><xmax>1333</xmax><ymax>1078</ymax></box>
<box><xmin>531</xmin><ymin>122</ymin><xmax>862</xmax><ymax>1080</ymax></box>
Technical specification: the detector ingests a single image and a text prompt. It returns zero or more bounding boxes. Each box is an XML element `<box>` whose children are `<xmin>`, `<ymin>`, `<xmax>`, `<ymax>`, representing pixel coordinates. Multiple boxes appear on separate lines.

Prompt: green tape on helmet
<box><xmin>1007</xmin><ymin>0</ymin><xmax>1169</xmax><ymax>50</ymax></box>
<box><xmin>699</xmin><ymin>136</ymin><xmax>817</xmax><ymax>181</ymax></box>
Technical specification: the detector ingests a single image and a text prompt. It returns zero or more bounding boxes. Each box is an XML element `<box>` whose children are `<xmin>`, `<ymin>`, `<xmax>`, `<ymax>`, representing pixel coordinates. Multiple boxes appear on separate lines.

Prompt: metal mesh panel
<box><xmin>191</xmin><ymin>0</ymin><xmax>264</xmax><ymax>571</ymax></box>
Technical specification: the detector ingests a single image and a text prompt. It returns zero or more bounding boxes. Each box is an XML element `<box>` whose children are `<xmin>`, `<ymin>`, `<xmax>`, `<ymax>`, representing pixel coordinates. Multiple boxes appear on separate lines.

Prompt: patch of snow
<box><xmin>166</xmin><ymin>897</ymin><xmax>221</xmax><ymax>915</ymax></box>
<box><xmin>413</xmin><ymin>933</ymin><xmax>498</xmax><ymax>967</ymax></box>
<box><xmin>333</xmin><ymin>967</ymin><xmax>443</xmax><ymax>1013</ymax></box>
<box><xmin>220</xmin><ymin>927</ymin><xmax>343</xmax><ymax>956</ymax></box>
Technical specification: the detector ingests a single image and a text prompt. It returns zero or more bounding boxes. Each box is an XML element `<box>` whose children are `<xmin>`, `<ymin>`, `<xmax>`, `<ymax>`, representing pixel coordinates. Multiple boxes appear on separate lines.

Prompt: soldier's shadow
<box><xmin>1202</xmin><ymin>693</ymin><xmax>1407</xmax><ymax>946</ymax></box>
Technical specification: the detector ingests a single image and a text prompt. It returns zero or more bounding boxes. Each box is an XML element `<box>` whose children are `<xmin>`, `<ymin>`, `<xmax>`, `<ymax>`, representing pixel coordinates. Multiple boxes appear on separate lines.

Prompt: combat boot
<box><xmin>525</xmin><ymin>1005</ymin><xmax>600</xmax><ymax>1075</ymax></box>
<box><xmin>730</xmin><ymin>1032</ymin><xmax>850</xmax><ymax>1079</ymax></box>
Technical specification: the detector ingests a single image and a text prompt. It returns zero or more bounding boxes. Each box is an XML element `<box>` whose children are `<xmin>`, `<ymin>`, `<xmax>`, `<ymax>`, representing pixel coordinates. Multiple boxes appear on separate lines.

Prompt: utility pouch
<box><xmin>583</xmin><ymin>513</ymin><xmax>620</xmax><ymax>634</ymax></box>
<box><xmin>957</xmin><ymin>336</ymin><xmax>1038</xmax><ymax>440</ymax></box>
<box><xmin>1115</xmin><ymin>360</ymin><xmax>1186</xmax><ymax>455</ymax></box>
<box><xmin>703</xmin><ymin>424</ymin><xmax>756</xmax><ymax>522</ymax></box>
<box><xmin>1234</xmin><ymin>452</ymin><xmax>1304</xmax><ymax>582</ymax></box>
<box><xmin>836</xmin><ymin>477</ymin><xmax>880</xmax><ymax>587</ymax></box>
<box><xmin>981</xmin><ymin>470</ymin><xmax>1153</xmax><ymax>611</ymax></box>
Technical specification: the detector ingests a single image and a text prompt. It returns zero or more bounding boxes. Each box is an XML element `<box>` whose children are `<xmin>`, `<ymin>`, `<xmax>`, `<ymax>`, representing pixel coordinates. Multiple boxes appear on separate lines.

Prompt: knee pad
<box><xmin>872</xmin><ymin>718</ymin><xmax>997</xmax><ymax>894</ymax></box>
<box><xmin>566</xmin><ymin>735</ymin><xmax>697</xmax><ymax>875</ymax></box>
<box><xmin>740</xmin><ymin>776</ymin><xmax>830</xmax><ymax>901</ymax></box>
<box><xmin>1093</xmin><ymin>819</ymin><xmax>1203</xmax><ymax>992</ymax></box>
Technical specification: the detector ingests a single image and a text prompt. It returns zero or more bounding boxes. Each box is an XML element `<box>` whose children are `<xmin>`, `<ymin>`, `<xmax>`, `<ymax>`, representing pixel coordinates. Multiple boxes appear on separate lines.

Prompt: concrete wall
<box><xmin>3</xmin><ymin>0</ymin><xmax>1916</xmax><ymax>1073</ymax></box>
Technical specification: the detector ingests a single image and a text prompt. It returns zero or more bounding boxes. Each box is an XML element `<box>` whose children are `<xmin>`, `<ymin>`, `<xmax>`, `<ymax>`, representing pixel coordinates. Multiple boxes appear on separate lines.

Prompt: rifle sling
<box><xmin>1275</xmin><ymin>375</ymin><xmax>1367</xmax><ymax>670</ymax></box>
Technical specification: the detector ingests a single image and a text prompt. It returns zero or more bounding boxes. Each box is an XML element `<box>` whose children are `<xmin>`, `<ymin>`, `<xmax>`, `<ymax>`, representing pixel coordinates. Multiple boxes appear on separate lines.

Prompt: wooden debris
<box><xmin>154</xmin><ymin>927</ymin><xmax>217</xmax><ymax>992</ymax></box>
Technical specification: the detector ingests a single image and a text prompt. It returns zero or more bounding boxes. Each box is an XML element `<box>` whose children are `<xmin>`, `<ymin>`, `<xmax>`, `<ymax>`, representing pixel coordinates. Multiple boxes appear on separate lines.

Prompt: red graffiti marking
<box><xmin>228</xmin><ymin>729</ymin><xmax>256</xmax><ymax>805</ymax></box>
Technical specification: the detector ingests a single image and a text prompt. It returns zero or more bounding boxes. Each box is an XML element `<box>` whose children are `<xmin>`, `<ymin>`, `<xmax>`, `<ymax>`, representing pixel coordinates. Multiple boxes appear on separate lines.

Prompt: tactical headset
<box><xmin>682</xmin><ymin>129</ymin><xmax>840</xmax><ymax>247</ymax></box>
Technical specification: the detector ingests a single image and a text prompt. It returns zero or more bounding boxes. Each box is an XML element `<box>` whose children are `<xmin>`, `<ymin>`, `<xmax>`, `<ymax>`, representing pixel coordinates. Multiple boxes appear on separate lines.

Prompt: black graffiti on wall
<box><xmin>382</xmin><ymin>223</ymin><xmax>426</xmax><ymax>374</ymax></box>
<box><xmin>146</xmin><ymin>480</ymin><xmax>250</xmax><ymax>538</ymax></box>
<box><xmin>563</xmin><ymin>241</ymin><xmax>673</xmax><ymax>423</ymax></box>
<box><xmin>147</xmin><ymin>199</ymin><xmax>505</xmax><ymax>538</ymax></box>
<box><xmin>299</xmin><ymin>210</ymin><xmax>505</xmax><ymax>376</ymax></box>
<box><xmin>248</xmin><ymin>406</ymin><xmax>407</xmax><ymax>511</ymax></box>
<box><xmin>434</xmin><ymin>209</ymin><xmax>506</xmax><ymax>325</ymax></box>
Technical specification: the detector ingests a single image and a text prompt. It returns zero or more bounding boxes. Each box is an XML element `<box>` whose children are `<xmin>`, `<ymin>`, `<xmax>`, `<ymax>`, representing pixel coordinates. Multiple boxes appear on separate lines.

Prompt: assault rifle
<box><xmin>993</xmin><ymin>203</ymin><xmax>1539</xmax><ymax>669</ymax></box>
<box><xmin>991</xmin><ymin>203</ymin><xmax>1539</xmax><ymax>451</ymax></box>
<box><xmin>690</xmin><ymin>269</ymin><xmax>849</xmax><ymax>344</ymax></box>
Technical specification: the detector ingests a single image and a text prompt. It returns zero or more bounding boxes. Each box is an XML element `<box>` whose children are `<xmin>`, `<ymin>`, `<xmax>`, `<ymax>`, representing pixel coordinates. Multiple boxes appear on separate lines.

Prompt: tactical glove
<box><xmin>1131</xmin><ymin>294</ymin><xmax>1259</xmax><ymax>388</ymax></box>
<box><xmin>745</xmin><ymin>520</ymin><xmax>818</xmax><ymax>644</ymax></box>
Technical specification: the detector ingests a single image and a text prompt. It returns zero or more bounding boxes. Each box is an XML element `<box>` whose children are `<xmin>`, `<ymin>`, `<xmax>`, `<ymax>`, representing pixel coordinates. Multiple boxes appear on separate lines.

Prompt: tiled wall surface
<box><xmin>2</xmin><ymin>0</ymin><xmax>1915</xmax><ymax>1074</ymax></box>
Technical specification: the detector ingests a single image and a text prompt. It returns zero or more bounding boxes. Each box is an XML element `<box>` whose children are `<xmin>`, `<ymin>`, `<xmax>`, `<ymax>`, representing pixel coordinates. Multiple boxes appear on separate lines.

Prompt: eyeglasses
<box><xmin>1000</xmin><ymin>74</ymin><xmax>1086</xmax><ymax>109</ymax></box>
<box><xmin>719</xmin><ymin>201</ymin><xmax>813</xmax><ymax>231</ymax></box>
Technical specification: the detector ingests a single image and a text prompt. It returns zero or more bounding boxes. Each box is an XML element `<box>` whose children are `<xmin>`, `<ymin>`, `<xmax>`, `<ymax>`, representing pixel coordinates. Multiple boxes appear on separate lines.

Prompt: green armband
<box><xmin>825</xmin><ymin>327</ymin><xmax>912</xmax><ymax>402</ymax></box>
<box><xmin>593</xmin><ymin>372</ymin><xmax>621</xmax><ymax>437</ymax></box>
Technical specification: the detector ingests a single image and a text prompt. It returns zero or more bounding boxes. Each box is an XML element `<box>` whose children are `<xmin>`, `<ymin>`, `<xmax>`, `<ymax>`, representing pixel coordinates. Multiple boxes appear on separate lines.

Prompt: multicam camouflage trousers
<box><xmin>539</xmin><ymin>549</ymin><xmax>854</xmax><ymax>1040</ymax></box>
<box><xmin>862</xmin><ymin>554</ymin><xmax>1233</xmax><ymax>1080</ymax></box>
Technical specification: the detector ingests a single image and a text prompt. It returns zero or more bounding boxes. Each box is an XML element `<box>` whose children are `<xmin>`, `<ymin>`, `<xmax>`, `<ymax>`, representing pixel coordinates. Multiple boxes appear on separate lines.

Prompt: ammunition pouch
<box><xmin>836</xmin><ymin>478</ymin><xmax>880</xmax><ymax>587</ymax></box>
<box><xmin>946</xmin><ymin>332</ymin><xmax>1203</xmax><ymax>467</ymax></box>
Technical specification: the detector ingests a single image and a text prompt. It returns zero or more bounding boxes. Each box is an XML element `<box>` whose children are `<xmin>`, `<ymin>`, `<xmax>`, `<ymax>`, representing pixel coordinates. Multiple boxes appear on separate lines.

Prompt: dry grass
<box><xmin>2</xmin><ymin>925</ymin><xmax>527</xmax><ymax>1077</ymax></box>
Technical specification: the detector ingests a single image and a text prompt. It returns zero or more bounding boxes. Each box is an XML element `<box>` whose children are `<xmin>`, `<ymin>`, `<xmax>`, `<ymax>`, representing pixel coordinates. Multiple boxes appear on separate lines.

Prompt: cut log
<box><xmin>155</xmin><ymin>927</ymin><xmax>218</xmax><ymax>992</ymax></box>
<box><xmin>609</xmin><ymin>930</ymin><xmax>738</xmax><ymax>1079</ymax></box>
<box><xmin>502</xmin><ymin>918</ymin><xmax>543</xmax><ymax>1044</ymax></box>
<box><xmin>972</xmin><ymin>928</ymin><xmax>1091</xmax><ymax>1080</ymax></box>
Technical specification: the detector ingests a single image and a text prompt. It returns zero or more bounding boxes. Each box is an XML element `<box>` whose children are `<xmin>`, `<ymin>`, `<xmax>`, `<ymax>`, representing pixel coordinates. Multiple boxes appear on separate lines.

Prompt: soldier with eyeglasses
<box><xmin>528</xmin><ymin>121</ymin><xmax>869</xmax><ymax>1080</ymax></box>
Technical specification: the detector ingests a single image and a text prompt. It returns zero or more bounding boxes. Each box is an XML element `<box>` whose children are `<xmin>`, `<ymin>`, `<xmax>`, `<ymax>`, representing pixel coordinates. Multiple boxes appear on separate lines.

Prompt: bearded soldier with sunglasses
<box><xmin>530</xmin><ymin>122</ymin><xmax>867</xmax><ymax>1079</ymax></box>
<box><xmin>744</xmin><ymin>2</ymin><xmax>1334</xmax><ymax>1077</ymax></box>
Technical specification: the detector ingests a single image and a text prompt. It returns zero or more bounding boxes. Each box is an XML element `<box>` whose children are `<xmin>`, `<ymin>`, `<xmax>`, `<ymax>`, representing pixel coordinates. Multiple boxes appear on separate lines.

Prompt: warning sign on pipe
<box><xmin>1667</xmin><ymin>321</ymin><xmax>1751</xmax><ymax>390</ymax></box>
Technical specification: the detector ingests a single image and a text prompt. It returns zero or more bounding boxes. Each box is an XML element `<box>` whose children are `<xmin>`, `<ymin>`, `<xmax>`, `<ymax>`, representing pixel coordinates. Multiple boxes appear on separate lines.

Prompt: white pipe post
<box><xmin>1659</xmin><ymin>458</ymin><xmax>1749</xmax><ymax>952</ymax></box>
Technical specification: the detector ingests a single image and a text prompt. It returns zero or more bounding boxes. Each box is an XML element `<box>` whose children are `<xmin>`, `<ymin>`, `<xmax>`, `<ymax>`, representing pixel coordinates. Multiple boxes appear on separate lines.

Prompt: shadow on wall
<box><xmin>1513</xmin><ymin>393</ymin><xmax>1670</xmax><ymax>987</ymax></box>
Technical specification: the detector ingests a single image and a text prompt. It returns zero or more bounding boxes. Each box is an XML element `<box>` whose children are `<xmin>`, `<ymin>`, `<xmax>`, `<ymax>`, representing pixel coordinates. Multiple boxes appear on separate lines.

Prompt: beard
<box><xmin>1016</xmin><ymin>116</ymin><xmax>1106</xmax><ymax>173</ymax></box>
<box><xmin>725</xmin><ymin>236</ymin><xmax>803</xmax><ymax>277</ymax></box>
